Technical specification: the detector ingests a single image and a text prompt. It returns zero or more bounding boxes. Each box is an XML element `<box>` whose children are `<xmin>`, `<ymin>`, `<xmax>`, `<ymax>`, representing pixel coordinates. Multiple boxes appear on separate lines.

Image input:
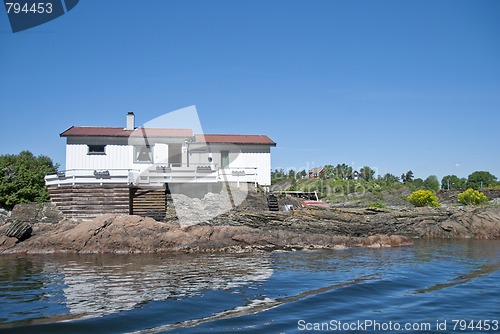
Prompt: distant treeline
<box><xmin>272</xmin><ymin>163</ymin><xmax>498</xmax><ymax>191</ymax></box>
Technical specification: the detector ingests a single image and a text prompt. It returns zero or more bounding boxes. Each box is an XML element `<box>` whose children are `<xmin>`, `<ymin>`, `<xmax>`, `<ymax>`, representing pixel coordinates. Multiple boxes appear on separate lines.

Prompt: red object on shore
<box><xmin>300</xmin><ymin>200</ymin><xmax>330</xmax><ymax>208</ymax></box>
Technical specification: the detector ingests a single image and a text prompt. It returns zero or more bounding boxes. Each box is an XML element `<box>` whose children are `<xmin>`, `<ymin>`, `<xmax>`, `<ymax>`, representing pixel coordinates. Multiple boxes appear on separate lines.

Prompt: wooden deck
<box><xmin>46</xmin><ymin>166</ymin><xmax>262</xmax><ymax>219</ymax></box>
<box><xmin>48</xmin><ymin>185</ymin><xmax>170</xmax><ymax>220</ymax></box>
<box><xmin>48</xmin><ymin>185</ymin><xmax>130</xmax><ymax>219</ymax></box>
<box><xmin>47</xmin><ymin>182</ymin><xmax>254</xmax><ymax>220</ymax></box>
<box><xmin>129</xmin><ymin>187</ymin><xmax>167</xmax><ymax>220</ymax></box>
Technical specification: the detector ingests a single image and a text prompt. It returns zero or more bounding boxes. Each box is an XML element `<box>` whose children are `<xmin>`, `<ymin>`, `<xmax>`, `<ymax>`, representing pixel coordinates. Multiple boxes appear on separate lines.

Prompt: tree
<box><xmin>297</xmin><ymin>169</ymin><xmax>307</xmax><ymax>179</ymax></box>
<box><xmin>0</xmin><ymin>151</ymin><xmax>58</xmax><ymax>208</ymax></box>
<box><xmin>287</xmin><ymin>169</ymin><xmax>296</xmax><ymax>179</ymax></box>
<box><xmin>272</xmin><ymin>168</ymin><xmax>286</xmax><ymax>180</ymax></box>
<box><xmin>424</xmin><ymin>175</ymin><xmax>440</xmax><ymax>191</ymax></box>
<box><xmin>467</xmin><ymin>171</ymin><xmax>497</xmax><ymax>189</ymax></box>
<box><xmin>401</xmin><ymin>170</ymin><xmax>414</xmax><ymax>184</ymax></box>
<box><xmin>359</xmin><ymin>166</ymin><xmax>375</xmax><ymax>181</ymax></box>
<box><xmin>441</xmin><ymin>175</ymin><xmax>467</xmax><ymax>190</ymax></box>
<box><xmin>412</xmin><ymin>178</ymin><xmax>425</xmax><ymax>189</ymax></box>
<box><xmin>382</xmin><ymin>173</ymin><xmax>400</xmax><ymax>184</ymax></box>
<box><xmin>321</xmin><ymin>165</ymin><xmax>335</xmax><ymax>179</ymax></box>
<box><xmin>334</xmin><ymin>163</ymin><xmax>353</xmax><ymax>180</ymax></box>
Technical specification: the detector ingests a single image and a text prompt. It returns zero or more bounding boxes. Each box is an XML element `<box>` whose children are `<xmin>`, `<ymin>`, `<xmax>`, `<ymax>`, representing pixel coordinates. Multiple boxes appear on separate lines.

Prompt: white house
<box><xmin>45</xmin><ymin>112</ymin><xmax>276</xmax><ymax>188</ymax></box>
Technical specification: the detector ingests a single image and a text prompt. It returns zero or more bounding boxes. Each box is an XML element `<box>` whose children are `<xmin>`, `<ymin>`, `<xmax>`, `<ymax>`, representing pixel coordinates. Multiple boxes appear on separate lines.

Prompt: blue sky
<box><xmin>1</xmin><ymin>0</ymin><xmax>499</xmax><ymax>182</ymax></box>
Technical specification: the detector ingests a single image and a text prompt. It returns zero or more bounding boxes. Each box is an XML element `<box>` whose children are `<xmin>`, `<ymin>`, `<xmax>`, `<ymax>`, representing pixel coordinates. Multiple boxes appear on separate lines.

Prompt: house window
<box><xmin>134</xmin><ymin>146</ymin><xmax>152</xmax><ymax>163</ymax></box>
<box><xmin>88</xmin><ymin>145</ymin><xmax>106</xmax><ymax>155</ymax></box>
<box><xmin>221</xmin><ymin>150</ymin><xmax>229</xmax><ymax>168</ymax></box>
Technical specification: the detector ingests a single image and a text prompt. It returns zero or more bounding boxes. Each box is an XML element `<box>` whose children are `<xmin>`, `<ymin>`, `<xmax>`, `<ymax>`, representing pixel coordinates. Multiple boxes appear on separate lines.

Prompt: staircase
<box><xmin>267</xmin><ymin>193</ymin><xmax>280</xmax><ymax>211</ymax></box>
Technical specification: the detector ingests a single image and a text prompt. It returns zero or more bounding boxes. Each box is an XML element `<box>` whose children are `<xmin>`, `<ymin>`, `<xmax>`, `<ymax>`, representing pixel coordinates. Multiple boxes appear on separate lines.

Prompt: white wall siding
<box><xmin>237</xmin><ymin>150</ymin><xmax>271</xmax><ymax>186</ymax></box>
<box><xmin>66</xmin><ymin>144</ymin><xmax>132</xmax><ymax>171</ymax></box>
<box><xmin>207</xmin><ymin>144</ymin><xmax>272</xmax><ymax>186</ymax></box>
<box><xmin>62</xmin><ymin>140</ymin><xmax>273</xmax><ymax>186</ymax></box>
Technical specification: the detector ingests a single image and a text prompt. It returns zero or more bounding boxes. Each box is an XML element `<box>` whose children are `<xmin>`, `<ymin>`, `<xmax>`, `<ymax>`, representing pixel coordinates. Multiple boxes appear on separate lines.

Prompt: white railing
<box><xmin>45</xmin><ymin>169</ymin><xmax>141</xmax><ymax>186</ymax></box>
<box><xmin>218</xmin><ymin>167</ymin><xmax>258</xmax><ymax>185</ymax></box>
<box><xmin>136</xmin><ymin>164</ymin><xmax>219</xmax><ymax>185</ymax></box>
<box><xmin>45</xmin><ymin>166</ymin><xmax>259</xmax><ymax>186</ymax></box>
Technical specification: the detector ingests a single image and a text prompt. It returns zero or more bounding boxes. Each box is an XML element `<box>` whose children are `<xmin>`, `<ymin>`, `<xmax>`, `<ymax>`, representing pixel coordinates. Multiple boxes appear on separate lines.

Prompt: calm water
<box><xmin>0</xmin><ymin>240</ymin><xmax>499</xmax><ymax>333</ymax></box>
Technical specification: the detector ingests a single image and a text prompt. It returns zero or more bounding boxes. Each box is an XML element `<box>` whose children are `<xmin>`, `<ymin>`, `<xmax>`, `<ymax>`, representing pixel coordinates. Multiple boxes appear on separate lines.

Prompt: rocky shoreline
<box><xmin>209</xmin><ymin>205</ymin><xmax>500</xmax><ymax>239</ymax></box>
<box><xmin>0</xmin><ymin>202</ymin><xmax>499</xmax><ymax>254</ymax></box>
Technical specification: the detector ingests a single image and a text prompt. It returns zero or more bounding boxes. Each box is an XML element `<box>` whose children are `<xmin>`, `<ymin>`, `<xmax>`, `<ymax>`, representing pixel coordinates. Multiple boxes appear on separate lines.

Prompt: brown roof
<box><xmin>129</xmin><ymin>128</ymin><xmax>193</xmax><ymax>137</ymax></box>
<box><xmin>60</xmin><ymin>127</ymin><xmax>276</xmax><ymax>145</ymax></box>
<box><xmin>60</xmin><ymin>127</ymin><xmax>132</xmax><ymax>137</ymax></box>
<box><xmin>60</xmin><ymin>126</ymin><xmax>193</xmax><ymax>138</ymax></box>
<box><xmin>196</xmin><ymin>134</ymin><xmax>276</xmax><ymax>146</ymax></box>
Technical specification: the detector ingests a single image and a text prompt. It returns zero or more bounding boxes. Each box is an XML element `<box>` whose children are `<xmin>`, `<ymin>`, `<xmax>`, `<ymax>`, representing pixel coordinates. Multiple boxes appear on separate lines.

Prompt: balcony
<box><xmin>45</xmin><ymin>164</ymin><xmax>258</xmax><ymax>187</ymax></box>
<box><xmin>45</xmin><ymin>169</ymin><xmax>139</xmax><ymax>186</ymax></box>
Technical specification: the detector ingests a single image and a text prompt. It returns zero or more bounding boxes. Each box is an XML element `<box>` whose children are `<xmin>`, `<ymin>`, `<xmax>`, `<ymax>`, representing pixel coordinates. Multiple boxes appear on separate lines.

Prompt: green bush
<box><xmin>0</xmin><ymin>151</ymin><xmax>58</xmax><ymax>208</ymax></box>
<box><xmin>458</xmin><ymin>188</ymin><xmax>488</xmax><ymax>206</ymax></box>
<box><xmin>407</xmin><ymin>189</ymin><xmax>440</xmax><ymax>207</ymax></box>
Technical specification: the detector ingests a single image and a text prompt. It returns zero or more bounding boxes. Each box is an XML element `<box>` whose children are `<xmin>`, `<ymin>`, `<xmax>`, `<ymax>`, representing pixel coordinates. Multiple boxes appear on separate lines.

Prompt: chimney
<box><xmin>126</xmin><ymin>112</ymin><xmax>135</xmax><ymax>130</ymax></box>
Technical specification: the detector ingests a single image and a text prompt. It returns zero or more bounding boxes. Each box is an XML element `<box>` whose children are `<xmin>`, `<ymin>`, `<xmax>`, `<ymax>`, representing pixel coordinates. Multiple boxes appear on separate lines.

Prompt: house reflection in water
<box><xmin>53</xmin><ymin>253</ymin><xmax>274</xmax><ymax>318</ymax></box>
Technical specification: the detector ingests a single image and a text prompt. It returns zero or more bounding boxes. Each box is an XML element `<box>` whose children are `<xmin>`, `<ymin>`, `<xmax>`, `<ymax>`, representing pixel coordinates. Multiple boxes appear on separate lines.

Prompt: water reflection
<box><xmin>1</xmin><ymin>240</ymin><xmax>499</xmax><ymax>331</ymax></box>
<box><xmin>0</xmin><ymin>256</ymin><xmax>44</xmax><ymax>299</ymax></box>
<box><xmin>0</xmin><ymin>253</ymin><xmax>273</xmax><ymax>324</ymax></box>
<box><xmin>0</xmin><ymin>256</ymin><xmax>67</xmax><ymax>325</ymax></box>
